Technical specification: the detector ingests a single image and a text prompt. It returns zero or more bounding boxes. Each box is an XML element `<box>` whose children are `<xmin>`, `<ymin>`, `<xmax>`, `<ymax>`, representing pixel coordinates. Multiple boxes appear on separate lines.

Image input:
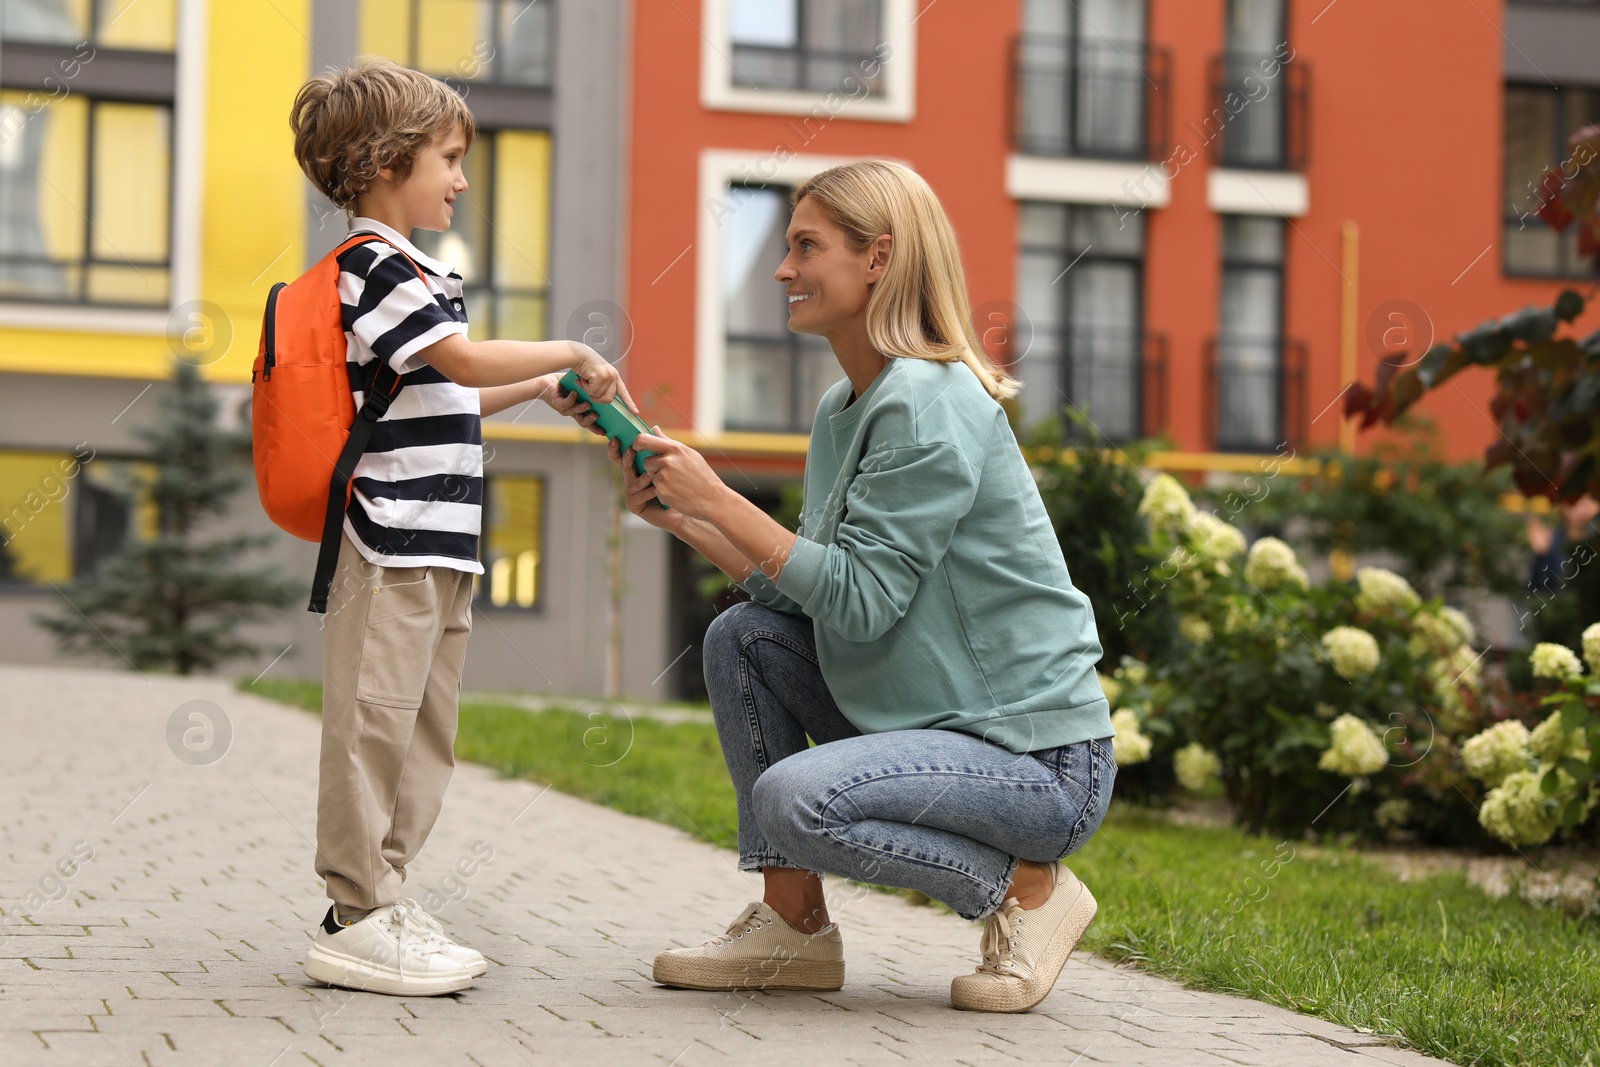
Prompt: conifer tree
<box><xmin>36</xmin><ymin>359</ymin><xmax>298</xmax><ymax>674</ymax></box>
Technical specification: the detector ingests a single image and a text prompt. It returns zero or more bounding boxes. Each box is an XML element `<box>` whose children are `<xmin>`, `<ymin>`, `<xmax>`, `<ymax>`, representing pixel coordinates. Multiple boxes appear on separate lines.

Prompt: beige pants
<box><xmin>317</xmin><ymin>532</ymin><xmax>474</xmax><ymax>910</ymax></box>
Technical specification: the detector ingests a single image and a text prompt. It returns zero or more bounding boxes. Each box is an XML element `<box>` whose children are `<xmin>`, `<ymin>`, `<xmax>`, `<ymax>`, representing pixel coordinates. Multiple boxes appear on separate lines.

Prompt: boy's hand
<box><xmin>539</xmin><ymin>374</ymin><xmax>605</xmax><ymax>436</ymax></box>
<box><xmin>571</xmin><ymin>344</ymin><xmax>638</xmax><ymax>414</ymax></box>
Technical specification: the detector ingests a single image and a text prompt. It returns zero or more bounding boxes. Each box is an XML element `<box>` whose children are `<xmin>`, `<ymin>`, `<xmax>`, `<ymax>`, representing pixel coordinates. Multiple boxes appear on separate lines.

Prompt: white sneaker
<box><xmin>303</xmin><ymin>902</ymin><xmax>475</xmax><ymax>996</ymax></box>
<box><xmin>400</xmin><ymin>899</ymin><xmax>489</xmax><ymax>977</ymax></box>
<box><xmin>950</xmin><ymin>864</ymin><xmax>1097</xmax><ymax>1013</ymax></box>
<box><xmin>653</xmin><ymin>902</ymin><xmax>844</xmax><ymax>992</ymax></box>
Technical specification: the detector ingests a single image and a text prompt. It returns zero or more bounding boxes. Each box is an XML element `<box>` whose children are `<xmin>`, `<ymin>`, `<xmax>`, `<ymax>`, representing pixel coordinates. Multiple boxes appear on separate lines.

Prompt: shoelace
<box><xmin>396</xmin><ymin>898</ymin><xmax>454</xmax><ymax>945</ymax></box>
<box><xmin>387</xmin><ymin>900</ymin><xmax>451</xmax><ymax>978</ymax></box>
<box><xmin>705</xmin><ymin>904</ymin><xmax>767</xmax><ymax>947</ymax></box>
<box><xmin>976</xmin><ymin>900</ymin><xmax>1025</xmax><ymax>976</ymax></box>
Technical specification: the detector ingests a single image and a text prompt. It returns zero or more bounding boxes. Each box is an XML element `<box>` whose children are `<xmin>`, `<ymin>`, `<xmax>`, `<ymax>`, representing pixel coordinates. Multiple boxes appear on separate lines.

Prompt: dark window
<box><xmin>1212</xmin><ymin>215</ymin><xmax>1296</xmax><ymax>451</ymax></box>
<box><xmin>729</xmin><ymin>0</ymin><xmax>885</xmax><ymax>96</ymax></box>
<box><xmin>1503</xmin><ymin>84</ymin><xmax>1600</xmax><ymax>277</ymax></box>
<box><xmin>1015</xmin><ymin>202</ymin><xmax>1156</xmax><ymax>442</ymax></box>
<box><xmin>721</xmin><ymin>184</ymin><xmax>840</xmax><ymax>434</ymax></box>
<box><xmin>1013</xmin><ymin>0</ymin><xmax>1165</xmax><ymax>161</ymax></box>
<box><xmin>1208</xmin><ymin>0</ymin><xmax>1306</xmax><ymax>171</ymax></box>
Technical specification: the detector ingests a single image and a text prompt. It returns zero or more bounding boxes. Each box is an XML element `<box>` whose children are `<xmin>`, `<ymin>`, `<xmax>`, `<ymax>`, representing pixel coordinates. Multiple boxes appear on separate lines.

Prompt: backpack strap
<box><xmin>308</xmin><ymin>234</ymin><xmax>429</xmax><ymax>614</ymax></box>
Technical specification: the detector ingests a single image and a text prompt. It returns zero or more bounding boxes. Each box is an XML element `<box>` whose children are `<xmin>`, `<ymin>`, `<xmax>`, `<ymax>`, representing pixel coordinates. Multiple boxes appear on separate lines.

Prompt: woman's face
<box><xmin>775</xmin><ymin>196</ymin><xmax>885</xmax><ymax>340</ymax></box>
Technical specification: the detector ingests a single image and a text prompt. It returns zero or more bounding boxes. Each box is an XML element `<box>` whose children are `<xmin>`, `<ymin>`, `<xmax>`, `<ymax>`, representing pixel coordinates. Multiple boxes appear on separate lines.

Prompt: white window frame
<box><xmin>1207</xmin><ymin>169</ymin><xmax>1309</xmax><ymax>217</ymax></box>
<box><xmin>1005</xmin><ymin>155</ymin><xmax>1171</xmax><ymax>209</ymax></box>
<box><xmin>0</xmin><ymin>0</ymin><xmax>205</xmax><ymax>335</ymax></box>
<box><xmin>694</xmin><ymin>148</ymin><xmax>873</xmax><ymax>435</ymax></box>
<box><xmin>700</xmin><ymin>0</ymin><xmax>917</xmax><ymax>123</ymax></box>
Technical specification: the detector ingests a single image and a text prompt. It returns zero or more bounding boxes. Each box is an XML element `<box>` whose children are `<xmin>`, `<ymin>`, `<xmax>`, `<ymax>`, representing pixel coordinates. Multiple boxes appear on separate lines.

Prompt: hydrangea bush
<box><xmin>1106</xmin><ymin>473</ymin><xmax>1511</xmax><ymax>841</ymax></box>
<box><xmin>1458</xmin><ymin>626</ymin><xmax>1600</xmax><ymax>846</ymax></box>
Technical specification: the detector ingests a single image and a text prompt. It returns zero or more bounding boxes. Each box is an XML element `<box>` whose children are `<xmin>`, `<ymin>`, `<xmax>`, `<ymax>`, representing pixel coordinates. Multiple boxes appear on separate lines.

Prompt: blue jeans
<box><xmin>704</xmin><ymin>601</ymin><xmax>1116</xmax><ymax>921</ymax></box>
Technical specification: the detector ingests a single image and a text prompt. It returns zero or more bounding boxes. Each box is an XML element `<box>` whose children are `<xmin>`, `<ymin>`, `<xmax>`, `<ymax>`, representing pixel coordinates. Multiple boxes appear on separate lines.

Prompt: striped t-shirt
<box><xmin>336</xmin><ymin>218</ymin><xmax>483</xmax><ymax>574</ymax></box>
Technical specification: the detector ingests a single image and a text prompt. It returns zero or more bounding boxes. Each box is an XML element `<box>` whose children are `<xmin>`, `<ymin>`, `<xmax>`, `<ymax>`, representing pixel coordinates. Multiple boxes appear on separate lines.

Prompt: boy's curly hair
<box><xmin>290</xmin><ymin>57</ymin><xmax>477</xmax><ymax>211</ymax></box>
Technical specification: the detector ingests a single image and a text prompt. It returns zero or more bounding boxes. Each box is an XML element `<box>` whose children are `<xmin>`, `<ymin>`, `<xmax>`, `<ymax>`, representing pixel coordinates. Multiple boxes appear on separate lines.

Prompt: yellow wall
<box><xmin>0</xmin><ymin>0</ymin><xmax>310</xmax><ymax>386</ymax></box>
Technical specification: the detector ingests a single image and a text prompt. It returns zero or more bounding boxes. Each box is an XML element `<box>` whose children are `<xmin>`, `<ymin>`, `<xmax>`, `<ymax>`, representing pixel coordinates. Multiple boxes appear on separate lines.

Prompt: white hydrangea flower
<box><xmin>1460</xmin><ymin>720</ymin><xmax>1531</xmax><ymax>787</ymax></box>
<box><xmin>1408</xmin><ymin>611</ymin><xmax>1465</xmax><ymax>656</ymax></box>
<box><xmin>1530</xmin><ymin>642</ymin><xmax>1584</xmax><ymax>681</ymax></box>
<box><xmin>1116</xmin><ymin>657</ymin><xmax>1149</xmax><ymax>687</ymax></box>
<box><xmin>1178</xmin><ymin>614</ymin><xmax>1213</xmax><ymax>645</ymax></box>
<box><xmin>1137</xmin><ymin>473</ymin><xmax>1195</xmax><ymax>535</ymax></box>
<box><xmin>1447</xmin><ymin>645</ymin><xmax>1485</xmax><ymax>691</ymax></box>
<box><xmin>1322</xmin><ymin>626</ymin><xmax>1380</xmax><ymax>679</ymax></box>
<box><xmin>1222</xmin><ymin>601</ymin><xmax>1259</xmax><ymax>636</ymax></box>
<box><xmin>1187</xmin><ymin>511</ymin><xmax>1246</xmax><ymax>562</ymax></box>
<box><xmin>1583</xmin><ymin>622</ymin><xmax>1600</xmax><ymax>677</ymax></box>
<box><xmin>1173</xmin><ymin>743</ymin><xmax>1222</xmax><ymax>792</ymax></box>
<box><xmin>1098</xmin><ymin>672</ymin><xmax>1121</xmax><ymax>709</ymax></box>
<box><xmin>1440</xmin><ymin>607</ymin><xmax>1475</xmax><ymax>648</ymax></box>
<box><xmin>1375</xmin><ymin>798</ymin><xmax>1412</xmax><ymax>831</ymax></box>
<box><xmin>1353</xmin><ymin>566</ymin><xmax>1422</xmax><ymax>616</ymax></box>
<box><xmin>1314</xmin><ymin>701</ymin><xmax>1338</xmax><ymax>719</ymax></box>
<box><xmin>1317</xmin><ymin>714</ymin><xmax>1389</xmax><ymax>776</ymax></box>
<box><xmin>1243</xmin><ymin>537</ymin><xmax>1309</xmax><ymax>590</ymax></box>
<box><xmin>1479</xmin><ymin>769</ymin><xmax>1562</xmax><ymax>847</ymax></box>
<box><xmin>1529</xmin><ymin>712</ymin><xmax>1591</xmax><ymax>764</ymax></box>
<box><xmin>1111</xmin><ymin>707</ymin><xmax>1152</xmax><ymax>766</ymax></box>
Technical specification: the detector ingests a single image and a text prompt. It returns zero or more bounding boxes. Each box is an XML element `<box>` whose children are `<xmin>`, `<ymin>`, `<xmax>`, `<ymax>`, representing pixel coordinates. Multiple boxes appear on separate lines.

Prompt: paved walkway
<box><xmin>0</xmin><ymin>665</ymin><xmax>1453</xmax><ymax>1066</ymax></box>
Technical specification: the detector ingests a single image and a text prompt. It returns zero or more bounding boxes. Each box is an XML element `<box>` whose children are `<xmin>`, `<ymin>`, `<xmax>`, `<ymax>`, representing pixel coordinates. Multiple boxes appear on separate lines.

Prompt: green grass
<box><xmin>244</xmin><ymin>677</ymin><xmax>1600</xmax><ymax>1067</ymax></box>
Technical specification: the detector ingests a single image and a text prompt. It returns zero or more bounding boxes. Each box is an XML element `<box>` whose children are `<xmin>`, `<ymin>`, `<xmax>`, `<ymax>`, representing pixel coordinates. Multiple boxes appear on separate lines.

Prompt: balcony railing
<box><xmin>1030</xmin><ymin>329</ymin><xmax>1167</xmax><ymax>442</ymax></box>
<box><xmin>1011</xmin><ymin>35</ymin><xmax>1171</xmax><ymax>162</ymax></box>
<box><xmin>1202</xmin><ymin>337</ymin><xmax>1305</xmax><ymax>452</ymax></box>
<box><xmin>1205</xmin><ymin>52</ymin><xmax>1309</xmax><ymax>171</ymax></box>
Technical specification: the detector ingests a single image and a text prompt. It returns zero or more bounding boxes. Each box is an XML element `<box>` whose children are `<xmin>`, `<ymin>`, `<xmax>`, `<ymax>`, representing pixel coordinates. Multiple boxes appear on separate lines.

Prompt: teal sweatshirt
<box><xmin>738</xmin><ymin>356</ymin><xmax>1112</xmax><ymax>754</ymax></box>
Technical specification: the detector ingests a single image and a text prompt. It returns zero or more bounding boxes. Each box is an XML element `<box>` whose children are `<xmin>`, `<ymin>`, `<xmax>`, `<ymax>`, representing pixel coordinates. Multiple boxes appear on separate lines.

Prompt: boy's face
<box><xmin>390</xmin><ymin>123</ymin><xmax>470</xmax><ymax>233</ymax></box>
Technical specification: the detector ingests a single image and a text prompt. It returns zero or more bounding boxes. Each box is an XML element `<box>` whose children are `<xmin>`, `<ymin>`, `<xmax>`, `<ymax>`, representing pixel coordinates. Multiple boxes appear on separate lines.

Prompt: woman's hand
<box><xmin>611</xmin><ymin>438</ymin><xmax>688</xmax><ymax>535</ymax></box>
<box><xmin>634</xmin><ymin>430</ymin><xmax>729</xmax><ymax>521</ymax></box>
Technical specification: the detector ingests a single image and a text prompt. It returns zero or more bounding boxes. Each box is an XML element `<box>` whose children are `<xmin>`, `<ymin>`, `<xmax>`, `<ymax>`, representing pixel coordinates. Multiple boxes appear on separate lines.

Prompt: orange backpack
<box><xmin>251</xmin><ymin>233</ymin><xmax>424</xmax><ymax>613</ymax></box>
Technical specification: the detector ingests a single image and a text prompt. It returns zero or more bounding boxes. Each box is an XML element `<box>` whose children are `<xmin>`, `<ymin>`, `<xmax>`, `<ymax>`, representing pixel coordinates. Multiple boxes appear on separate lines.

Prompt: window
<box><xmin>1504</xmin><ymin>84</ymin><xmax>1600</xmax><ymax>277</ymax></box>
<box><xmin>1209</xmin><ymin>0</ymin><xmax>1305</xmax><ymax>171</ymax></box>
<box><xmin>479</xmin><ymin>474</ymin><xmax>544</xmax><ymax>609</ymax></box>
<box><xmin>730</xmin><ymin>0</ymin><xmax>883</xmax><ymax>95</ymax></box>
<box><xmin>702</xmin><ymin>0</ymin><xmax>913</xmax><ymax>121</ymax></box>
<box><xmin>408</xmin><ymin>130</ymin><xmax>551</xmax><ymax>341</ymax></box>
<box><xmin>720</xmin><ymin>184</ymin><xmax>839</xmax><ymax>433</ymax></box>
<box><xmin>1015</xmin><ymin>202</ymin><xmax>1150</xmax><ymax>441</ymax></box>
<box><xmin>0</xmin><ymin>0</ymin><xmax>176</xmax><ymax>50</ymax></box>
<box><xmin>0</xmin><ymin>0</ymin><xmax>177</xmax><ymax>308</ymax></box>
<box><xmin>1213</xmin><ymin>215</ymin><xmax>1288</xmax><ymax>451</ymax></box>
<box><xmin>0</xmin><ymin>448</ymin><xmax>147</xmax><ymax>587</ymax></box>
<box><xmin>1013</xmin><ymin>0</ymin><xmax>1165</xmax><ymax>161</ymax></box>
<box><xmin>358</xmin><ymin>0</ymin><xmax>553</xmax><ymax>87</ymax></box>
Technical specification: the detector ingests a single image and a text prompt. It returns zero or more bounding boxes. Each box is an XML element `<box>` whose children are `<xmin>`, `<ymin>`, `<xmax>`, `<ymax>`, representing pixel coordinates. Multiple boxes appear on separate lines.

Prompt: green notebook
<box><xmin>557</xmin><ymin>370</ymin><xmax>656</xmax><ymax>478</ymax></box>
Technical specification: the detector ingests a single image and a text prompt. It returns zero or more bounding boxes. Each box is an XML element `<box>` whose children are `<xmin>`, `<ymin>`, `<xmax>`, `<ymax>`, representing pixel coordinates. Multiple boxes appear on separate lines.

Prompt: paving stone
<box><xmin>0</xmin><ymin>665</ymin><xmax>1460</xmax><ymax>1067</ymax></box>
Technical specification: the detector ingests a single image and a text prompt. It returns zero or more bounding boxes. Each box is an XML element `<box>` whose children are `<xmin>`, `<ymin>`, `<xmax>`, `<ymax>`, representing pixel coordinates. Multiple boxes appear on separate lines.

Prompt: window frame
<box><xmin>1213</xmin><ymin>213</ymin><xmax>1291</xmax><ymax>453</ymax></box>
<box><xmin>411</xmin><ymin>125</ymin><xmax>554</xmax><ymax>342</ymax></box>
<box><xmin>377</xmin><ymin>0</ymin><xmax>556</xmax><ymax>91</ymax></box>
<box><xmin>1502</xmin><ymin>80</ymin><xmax>1600</xmax><ymax>279</ymax></box>
<box><xmin>1015</xmin><ymin>201</ymin><xmax>1151</xmax><ymax>442</ymax></box>
<box><xmin>700</xmin><ymin>0</ymin><xmax>917</xmax><ymax>123</ymax></box>
<box><xmin>475</xmin><ymin>470</ymin><xmax>548</xmax><ymax>612</ymax></box>
<box><xmin>0</xmin><ymin>91</ymin><xmax>177</xmax><ymax>309</ymax></box>
<box><xmin>0</xmin><ymin>0</ymin><xmax>203</xmax><ymax>334</ymax></box>
<box><xmin>693</xmin><ymin>148</ymin><xmax>865</xmax><ymax>437</ymax></box>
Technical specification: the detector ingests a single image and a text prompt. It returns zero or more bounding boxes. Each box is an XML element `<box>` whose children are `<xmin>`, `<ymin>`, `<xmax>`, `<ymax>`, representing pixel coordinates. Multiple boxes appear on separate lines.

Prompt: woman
<box><xmin>555</xmin><ymin>161</ymin><xmax>1113</xmax><ymax>1013</ymax></box>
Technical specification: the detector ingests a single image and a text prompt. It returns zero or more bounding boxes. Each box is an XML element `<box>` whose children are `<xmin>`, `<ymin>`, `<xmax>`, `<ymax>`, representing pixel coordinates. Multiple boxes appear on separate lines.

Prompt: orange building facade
<box><xmin>621</xmin><ymin>0</ymin><xmax>1600</xmax><ymax>476</ymax></box>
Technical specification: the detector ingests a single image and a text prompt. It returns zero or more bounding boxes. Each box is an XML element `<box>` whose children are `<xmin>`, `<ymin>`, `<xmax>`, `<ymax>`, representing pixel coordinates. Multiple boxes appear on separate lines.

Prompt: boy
<box><xmin>288</xmin><ymin>58</ymin><xmax>629</xmax><ymax>996</ymax></box>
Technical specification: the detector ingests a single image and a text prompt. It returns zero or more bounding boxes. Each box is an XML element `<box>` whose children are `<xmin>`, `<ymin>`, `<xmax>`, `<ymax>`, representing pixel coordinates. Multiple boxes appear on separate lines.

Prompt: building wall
<box><xmin>0</xmin><ymin>0</ymin><xmax>675</xmax><ymax>700</ymax></box>
<box><xmin>623</xmin><ymin>0</ymin><xmax>1600</xmax><ymax>467</ymax></box>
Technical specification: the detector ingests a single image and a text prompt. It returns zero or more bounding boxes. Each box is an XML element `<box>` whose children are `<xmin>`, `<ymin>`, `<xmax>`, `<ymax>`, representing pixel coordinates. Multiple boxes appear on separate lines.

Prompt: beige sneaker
<box><xmin>950</xmin><ymin>864</ymin><xmax>1097</xmax><ymax>1013</ymax></box>
<box><xmin>653</xmin><ymin>902</ymin><xmax>844</xmax><ymax>992</ymax></box>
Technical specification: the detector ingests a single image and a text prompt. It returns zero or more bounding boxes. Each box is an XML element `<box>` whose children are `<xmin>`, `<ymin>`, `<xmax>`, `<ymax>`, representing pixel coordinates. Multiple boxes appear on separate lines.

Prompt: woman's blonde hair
<box><xmin>291</xmin><ymin>57</ymin><xmax>477</xmax><ymax>212</ymax></box>
<box><xmin>791</xmin><ymin>160</ymin><xmax>1019</xmax><ymax>401</ymax></box>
